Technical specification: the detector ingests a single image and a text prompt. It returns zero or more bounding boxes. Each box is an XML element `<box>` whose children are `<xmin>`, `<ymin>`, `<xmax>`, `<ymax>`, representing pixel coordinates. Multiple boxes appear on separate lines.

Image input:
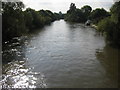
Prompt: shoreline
<box><xmin>91</xmin><ymin>24</ymin><xmax>98</xmax><ymax>30</ymax></box>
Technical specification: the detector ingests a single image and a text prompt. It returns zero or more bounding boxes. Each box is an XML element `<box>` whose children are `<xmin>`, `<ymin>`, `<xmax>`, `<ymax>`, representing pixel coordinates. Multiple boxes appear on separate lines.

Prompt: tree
<box><xmin>89</xmin><ymin>8</ymin><xmax>110</xmax><ymax>24</ymax></box>
<box><xmin>24</xmin><ymin>8</ymin><xmax>33</xmax><ymax>30</ymax></box>
<box><xmin>38</xmin><ymin>10</ymin><xmax>56</xmax><ymax>24</ymax></box>
<box><xmin>2</xmin><ymin>2</ymin><xmax>26</xmax><ymax>41</ymax></box>
<box><xmin>58</xmin><ymin>11</ymin><xmax>64</xmax><ymax>19</ymax></box>
<box><xmin>110</xmin><ymin>1</ymin><xmax>120</xmax><ymax>24</ymax></box>
<box><xmin>110</xmin><ymin>1</ymin><xmax>120</xmax><ymax>45</ymax></box>
<box><xmin>70</xmin><ymin>3</ymin><xmax>76</xmax><ymax>12</ymax></box>
<box><xmin>98</xmin><ymin>1</ymin><xmax>120</xmax><ymax>46</ymax></box>
<box><xmin>65</xmin><ymin>3</ymin><xmax>86</xmax><ymax>22</ymax></box>
<box><xmin>81</xmin><ymin>5</ymin><xmax>92</xmax><ymax>19</ymax></box>
<box><xmin>2</xmin><ymin>1</ymin><xmax>57</xmax><ymax>41</ymax></box>
<box><xmin>81</xmin><ymin>5</ymin><xmax>92</xmax><ymax>13</ymax></box>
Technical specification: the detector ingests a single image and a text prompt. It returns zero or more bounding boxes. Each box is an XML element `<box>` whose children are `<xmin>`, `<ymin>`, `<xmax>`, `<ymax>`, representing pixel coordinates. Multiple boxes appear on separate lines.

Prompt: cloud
<box><xmin>22</xmin><ymin>0</ymin><xmax>114</xmax><ymax>13</ymax></box>
<box><xmin>39</xmin><ymin>2</ymin><xmax>52</xmax><ymax>5</ymax></box>
<box><xmin>113</xmin><ymin>0</ymin><xmax>120</xmax><ymax>2</ymax></box>
<box><xmin>2</xmin><ymin>0</ymin><xmax>23</xmax><ymax>2</ymax></box>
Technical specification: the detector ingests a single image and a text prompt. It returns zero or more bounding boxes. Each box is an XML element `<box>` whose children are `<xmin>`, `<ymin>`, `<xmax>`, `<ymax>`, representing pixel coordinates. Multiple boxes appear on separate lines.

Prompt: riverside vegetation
<box><xmin>2</xmin><ymin>2</ymin><xmax>64</xmax><ymax>42</ymax></box>
<box><xmin>65</xmin><ymin>2</ymin><xmax>120</xmax><ymax>47</ymax></box>
<box><xmin>2</xmin><ymin>1</ymin><xmax>120</xmax><ymax>47</ymax></box>
<box><xmin>1</xmin><ymin>1</ymin><xmax>119</xmax><ymax>88</ymax></box>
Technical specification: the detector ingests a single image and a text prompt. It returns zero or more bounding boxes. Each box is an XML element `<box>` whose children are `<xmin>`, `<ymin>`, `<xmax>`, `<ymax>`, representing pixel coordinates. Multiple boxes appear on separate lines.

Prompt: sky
<box><xmin>22</xmin><ymin>0</ymin><xmax>115</xmax><ymax>13</ymax></box>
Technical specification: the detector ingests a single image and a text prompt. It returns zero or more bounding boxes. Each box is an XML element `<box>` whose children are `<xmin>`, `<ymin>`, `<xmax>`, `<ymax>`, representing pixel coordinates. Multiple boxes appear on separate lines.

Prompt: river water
<box><xmin>1</xmin><ymin>20</ymin><xmax>119</xmax><ymax>88</ymax></box>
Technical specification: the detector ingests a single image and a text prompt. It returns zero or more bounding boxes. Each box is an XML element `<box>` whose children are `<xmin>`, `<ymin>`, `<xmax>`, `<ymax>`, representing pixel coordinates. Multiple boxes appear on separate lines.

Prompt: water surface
<box><xmin>2</xmin><ymin>20</ymin><xmax>119</xmax><ymax>88</ymax></box>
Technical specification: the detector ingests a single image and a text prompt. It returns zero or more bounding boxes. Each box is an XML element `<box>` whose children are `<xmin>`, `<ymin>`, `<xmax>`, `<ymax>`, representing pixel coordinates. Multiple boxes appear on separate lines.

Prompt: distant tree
<box><xmin>81</xmin><ymin>5</ymin><xmax>92</xmax><ymax>13</ymax></box>
<box><xmin>25</xmin><ymin>8</ymin><xmax>43</xmax><ymax>28</ymax></box>
<box><xmin>54</xmin><ymin>13</ymin><xmax>60</xmax><ymax>20</ymax></box>
<box><xmin>39</xmin><ymin>10</ymin><xmax>55</xmax><ymax>24</ymax></box>
<box><xmin>58</xmin><ymin>11</ymin><xmax>64</xmax><ymax>19</ymax></box>
<box><xmin>65</xmin><ymin>3</ymin><xmax>86</xmax><ymax>22</ymax></box>
<box><xmin>70</xmin><ymin>3</ymin><xmax>76</xmax><ymax>11</ymax></box>
<box><xmin>54</xmin><ymin>12</ymin><xmax>64</xmax><ymax>20</ymax></box>
<box><xmin>66</xmin><ymin>3</ymin><xmax>76</xmax><ymax>14</ymax></box>
<box><xmin>46</xmin><ymin>10</ymin><xmax>56</xmax><ymax>21</ymax></box>
<box><xmin>89</xmin><ymin>8</ymin><xmax>110</xmax><ymax>24</ymax></box>
<box><xmin>81</xmin><ymin>5</ymin><xmax>92</xmax><ymax>20</ymax></box>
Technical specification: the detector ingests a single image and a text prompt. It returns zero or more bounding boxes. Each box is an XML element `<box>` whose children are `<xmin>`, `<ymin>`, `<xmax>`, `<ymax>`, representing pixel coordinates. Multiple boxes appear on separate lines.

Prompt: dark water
<box><xmin>1</xmin><ymin>20</ymin><xmax>119</xmax><ymax>88</ymax></box>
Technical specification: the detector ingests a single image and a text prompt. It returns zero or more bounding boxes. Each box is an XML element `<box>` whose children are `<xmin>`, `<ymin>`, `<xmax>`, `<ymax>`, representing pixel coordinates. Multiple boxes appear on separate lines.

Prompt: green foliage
<box><xmin>24</xmin><ymin>8</ymin><xmax>45</xmax><ymax>29</ymax></box>
<box><xmin>24</xmin><ymin>9</ymin><xmax>33</xmax><ymax>30</ymax></box>
<box><xmin>98</xmin><ymin>18</ymin><xmax>119</xmax><ymax>45</ymax></box>
<box><xmin>58</xmin><ymin>11</ymin><xmax>64</xmax><ymax>19</ymax></box>
<box><xmin>65</xmin><ymin>3</ymin><xmax>110</xmax><ymax>24</ymax></box>
<box><xmin>110</xmin><ymin>1</ymin><xmax>120</xmax><ymax>24</ymax></box>
<box><xmin>39</xmin><ymin>10</ymin><xmax>56</xmax><ymax>24</ymax></box>
<box><xmin>65</xmin><ymin>3</ymin><xmax>86</xmax><ymax>23</ymax></box>
<box><xmin>98</xmin><ymin>17</ymin><xmax>116</xmax><ymax>38</ymax></box>
<box><xmin>89</xmin><ymin>8</ymin><xmax>110</xmax><ymax>24</ymax></box>
<box><xmin>98</xmin><ymin>1</ymin><xmax>120</xmax><ymax>46</ymax></box>
<box><xmin>54</xmin><ymin>13</ymin><xmax>61</xmax><ymax>20</ymax></box>
<box><xmin>2</xmin><ymin>1</ymin><xmax>63</xmax><ymax>41</ymax></box>
<box><xmin>54</xmin><ymin>12</ymin><xmax>64</xmax><ymax>20</ymax></box>
<box><xmin>81</xmin><ymin>5</ymin><xmax>92</xmax><ymax>20</ymax></box>
<box><xmin>69</xmin><ymin>3</ymin><xmax>76</xmax><ymax>12</ymax></box>
<box><xmin>2</xmin><ymin>2</ymin><xmax>26</xmax><ymax>41</ymax></box>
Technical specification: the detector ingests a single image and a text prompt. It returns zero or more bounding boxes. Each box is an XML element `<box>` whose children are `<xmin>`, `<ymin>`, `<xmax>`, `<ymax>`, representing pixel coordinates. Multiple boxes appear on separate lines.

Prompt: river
<box><xmin>1</xmin><ymin>20</ymin><xmax>119</xmax><ymax>88</ymax></box>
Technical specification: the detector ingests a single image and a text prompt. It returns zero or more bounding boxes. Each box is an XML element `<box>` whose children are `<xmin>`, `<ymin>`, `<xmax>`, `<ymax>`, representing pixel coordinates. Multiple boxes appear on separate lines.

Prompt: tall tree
<box><xmin>81</xmin><ymin>5</ymin><xmax>92</xmax><ymax>20</ymax></box>
<box><xmin>70</xmin><ymin>3</ymin><xmax>76</xmax><ymax>11</ymax></box>
<box><xmin>98</xmin><ymin>1</ymin><xmax>120</xmax><ymax>46</ymax></box>
<box><xmin>89</xmin><ymin>8</ymin><xmax>110</xmax><ymax>23</ymax></box>
<box><xmin>65</xmin><ymin>3</ymin><xmax>86</xmax><ymax>22</ymax></box>
<box><xmin>2</xmin><ymin>2</ymin><xmax>26</xmax><ymax>41</ymax></box>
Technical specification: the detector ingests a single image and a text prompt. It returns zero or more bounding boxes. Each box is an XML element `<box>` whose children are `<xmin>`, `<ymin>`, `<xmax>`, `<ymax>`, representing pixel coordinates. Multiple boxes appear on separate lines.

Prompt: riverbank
<box><xmin>2</xmin><ymin>20</ymin><xmax>118</xmax><ymax>88</ymax></box>
<box><xmin>91</xmin><ymin>24</ymin><xmax>98</xmax><ymax>30</ymax></box>
<box><xmin>2</xmin><ymin>2</ymin><xmax>64</xmax><ymax>42</ymax></box>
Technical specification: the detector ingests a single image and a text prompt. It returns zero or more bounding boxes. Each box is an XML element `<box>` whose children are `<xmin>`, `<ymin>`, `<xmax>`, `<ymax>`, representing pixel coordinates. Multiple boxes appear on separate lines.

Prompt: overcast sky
<box><xmin>22</xmin><ymin>0</ymin><xmax>115</xmax><ymax>13</ymax></box>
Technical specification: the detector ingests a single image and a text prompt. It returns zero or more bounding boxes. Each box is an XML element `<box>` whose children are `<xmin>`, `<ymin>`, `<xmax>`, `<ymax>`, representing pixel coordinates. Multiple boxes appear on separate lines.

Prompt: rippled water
<box><xmin>2</xmin><ymin>20</ymin><xmax>119</xmax><ymax>88</ymax></box>
<box><xmin>2</xmin><ymin>36</ymin><xmax>46</xmax><ymax>88</ymax></box>
<box><xmin>2</xmin><ymin>61</ymin><xmax>46</xmax><ymax>88</ymax></box>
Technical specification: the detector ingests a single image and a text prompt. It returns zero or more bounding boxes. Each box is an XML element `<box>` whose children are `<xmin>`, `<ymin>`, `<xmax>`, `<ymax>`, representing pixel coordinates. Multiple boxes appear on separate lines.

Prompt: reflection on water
<box><xmin>2</xmin><ymin>36</ymin><xmax>46</xmax><ymax>88</ymax></box>
<box><xmin>2</xmin><ymin>20</ymin><xmax>119</xmax><ymax>88</ymax></box>
<box><xmin>95</xmin><ymin>45</ymin><xmax>119</xmax><ymax>87</ymax></box>
<box><xmin>2</xmin><ymin>60</ymin><xmax>46</xmax><ymax>88</ymax></box>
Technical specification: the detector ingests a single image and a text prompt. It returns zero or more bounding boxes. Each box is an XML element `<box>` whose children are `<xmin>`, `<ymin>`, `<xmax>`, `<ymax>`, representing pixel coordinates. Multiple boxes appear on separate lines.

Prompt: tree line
<box><xmin>65</xmin><ymin>3</ymin><xmax>109</xmax><ymax>23</ymax></box>
<box><xmin>2</xmin><ymin>2</ymin><xmax>64</xmax><ymax>42</ymax></box>
<box><xmin>65</xmin><ymin>2</ymin><xmax>120</xmax><ymax>47</ymax></box>
<box><xmin>97</xmin><ymin>1</ymin><xmax>120</xmax><ymax>46</ymax></box>
<box><xmin>2</xmin><ymin>1</ymin><xmax>120</xmax><ymax>46</ymax></box>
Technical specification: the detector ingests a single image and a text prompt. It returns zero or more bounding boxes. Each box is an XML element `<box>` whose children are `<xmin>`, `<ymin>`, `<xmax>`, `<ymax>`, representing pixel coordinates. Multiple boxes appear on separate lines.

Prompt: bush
<box><xmin>98</xmin><ymin>17</ymin><xmax>119</xmax><ymax>45</ymax></box>
<box><xmin>98</xmin><ymin>1</ymin><xmax>120</xmax><ymax>46</ymax></box>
